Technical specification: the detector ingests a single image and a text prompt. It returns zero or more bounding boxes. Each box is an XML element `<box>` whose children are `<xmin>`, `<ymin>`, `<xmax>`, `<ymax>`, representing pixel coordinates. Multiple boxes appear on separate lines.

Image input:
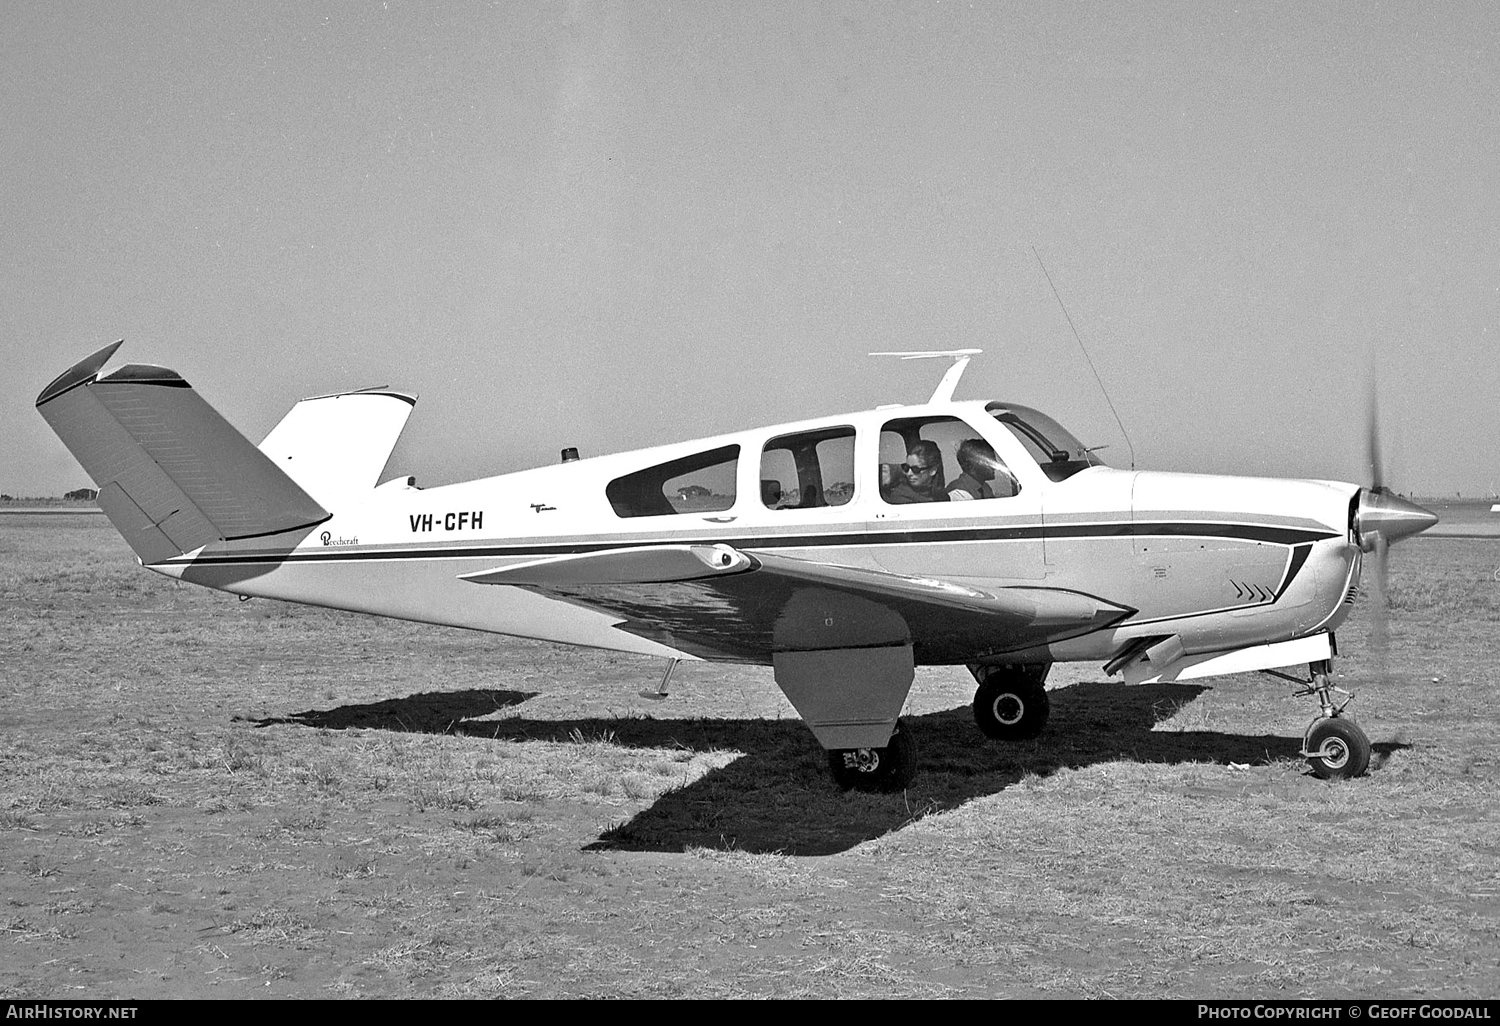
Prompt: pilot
<box><xmin>947</xmin><ymin>438</ymin><xmax>1001</xmax><ymax>501</ymax></box>
<box><xmin>881</xmin><ymin>440</ymin><xmax>948</xmax><ymax>504</ymax></box>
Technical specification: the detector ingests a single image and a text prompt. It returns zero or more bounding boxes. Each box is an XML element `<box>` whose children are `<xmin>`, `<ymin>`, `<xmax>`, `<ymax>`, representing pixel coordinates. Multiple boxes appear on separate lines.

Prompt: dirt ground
<box><xmin>1</xmin><ymin>514</ymin><xmax>1498</xmax><ymax>998</ymax></box>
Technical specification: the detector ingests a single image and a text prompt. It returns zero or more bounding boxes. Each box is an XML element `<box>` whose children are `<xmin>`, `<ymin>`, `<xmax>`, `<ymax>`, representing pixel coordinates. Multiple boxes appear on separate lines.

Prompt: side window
<box><xmin>878</xmin><ymin>417</ymin><xmax>1019</xmax><ymax>505</ymax></box>
<box><xmin>606</xmin><ymin>445</ymin><xmax>739</xmax><ymax>517</ymax></box>
<box><xmin>760</xmin><ymin>427</ymin><xmax>855</xmax><ymax>510</ymax></box>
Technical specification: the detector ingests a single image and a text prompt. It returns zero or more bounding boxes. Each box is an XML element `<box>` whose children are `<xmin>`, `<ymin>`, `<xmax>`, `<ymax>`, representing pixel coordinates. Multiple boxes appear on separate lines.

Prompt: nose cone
<box><xmin>1355</xmin><ymin>488</ymin><xmax>1439</xmax><ymax>550</ymax></box>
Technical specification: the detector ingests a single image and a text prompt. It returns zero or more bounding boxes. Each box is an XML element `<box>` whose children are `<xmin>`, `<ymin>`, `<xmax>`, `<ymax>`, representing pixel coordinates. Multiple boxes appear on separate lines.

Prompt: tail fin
<box><xmin>36</xmin><ymin>342</ymin><xmax>330</xmax><ymax>564</ymax></box>
<box><xmin>257</xmin><ymin>386</ymin><xmax>416</xmax><ymax>507</ymax></box>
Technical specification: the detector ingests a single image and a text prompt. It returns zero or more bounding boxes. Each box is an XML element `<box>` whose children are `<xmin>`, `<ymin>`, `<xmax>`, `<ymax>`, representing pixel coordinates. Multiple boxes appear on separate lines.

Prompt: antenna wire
<box><xmin>1032</xmin><ymin>247</ymin><xmax>1137</xmax><ymax>470</ymax></box>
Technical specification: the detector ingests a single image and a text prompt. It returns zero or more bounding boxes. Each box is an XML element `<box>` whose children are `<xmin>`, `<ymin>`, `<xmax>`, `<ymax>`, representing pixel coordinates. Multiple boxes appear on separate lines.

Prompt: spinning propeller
<box><xmin>1351</xmin><ymin>382</ymin><xmax>1439</xmax><ymax>672</ymax></box>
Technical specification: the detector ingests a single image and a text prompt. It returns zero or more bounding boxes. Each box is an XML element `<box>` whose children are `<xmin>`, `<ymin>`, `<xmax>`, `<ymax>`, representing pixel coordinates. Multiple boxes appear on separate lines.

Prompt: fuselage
<box><xmin>153</xmin><ymin>398</ymin><xmax>1364</xmax><ymax>668</ymax></box>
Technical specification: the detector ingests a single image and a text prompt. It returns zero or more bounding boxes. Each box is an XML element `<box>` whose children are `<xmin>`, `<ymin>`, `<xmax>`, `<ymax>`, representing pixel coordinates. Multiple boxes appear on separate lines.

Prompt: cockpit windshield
<box><xmin>986</xmin><ymin>402</ymin><xmax>1106</xmax><ymax>482</ymax></box>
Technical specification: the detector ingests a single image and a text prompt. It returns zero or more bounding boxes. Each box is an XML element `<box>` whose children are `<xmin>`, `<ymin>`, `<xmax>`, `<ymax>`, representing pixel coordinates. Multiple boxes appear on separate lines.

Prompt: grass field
<box><xmin>2</xmin><ymin>513</ymin><xmax>1498</xmax><ymax>998</ymax></box>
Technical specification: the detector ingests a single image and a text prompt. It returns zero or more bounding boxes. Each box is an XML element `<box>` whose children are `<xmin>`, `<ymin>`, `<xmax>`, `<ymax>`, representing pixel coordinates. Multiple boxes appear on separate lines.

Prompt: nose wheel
<box><xmin>1266</xmin><ymin>658</ymin><xmax>1373</xmax><ymax>779</ymax></box>
<box><xmin>1303</xmin><ymin>715</ymin><xmax>1372</xmax><ymax>780</ymax></box>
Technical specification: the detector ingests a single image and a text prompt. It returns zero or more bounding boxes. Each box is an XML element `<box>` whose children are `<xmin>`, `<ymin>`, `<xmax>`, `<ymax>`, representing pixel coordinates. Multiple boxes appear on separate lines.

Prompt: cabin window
<box><xmin>878</xmin><ymin>416</ymin><xmax>1020</xmax><ymax>504</ymax></box>
<box><xmin>987</xmin><ymin>403</ymin><xmax>1104</xmax><ymax>482</ymax></box>
<box><xmin>606</xmin><ymin>445</ymin><xmax>739</xmax><ymax>517</ymax></box>
<box><xmin>760</xmin><ymin>426</ymin><xmax>855</xmax><ymax>509</ymax></box>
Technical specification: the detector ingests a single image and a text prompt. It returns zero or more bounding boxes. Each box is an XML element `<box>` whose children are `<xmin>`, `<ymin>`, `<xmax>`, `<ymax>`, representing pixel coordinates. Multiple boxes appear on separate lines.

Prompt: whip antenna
<box><xmin>1032</xmin><ymin>247</ymin><xmax>1136</xmax><ymax>470</ymax></box>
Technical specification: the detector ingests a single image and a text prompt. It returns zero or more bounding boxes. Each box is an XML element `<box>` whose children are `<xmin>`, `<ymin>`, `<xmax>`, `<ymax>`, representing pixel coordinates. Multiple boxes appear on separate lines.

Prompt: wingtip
<box><xmin>36</xmin><ymin>340</ymin><xmax>125</xmax><ymax>407</ymax></box>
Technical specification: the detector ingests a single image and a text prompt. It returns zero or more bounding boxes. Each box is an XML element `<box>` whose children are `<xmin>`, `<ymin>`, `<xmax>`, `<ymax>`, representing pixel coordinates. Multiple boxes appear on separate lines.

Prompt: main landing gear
<box><xmin>1264</xmin><ymin>658</ymin><xmax>1372</xmax><ymax>779</ymax></box>
<box><xmin>827</xmin><ymin>720</ymin><xmax>917</xmax><ymax>792</ymax></box>
<box><xmin>825</xmin><ymin>661</ymin><xmax>1053</xmax><ymax>791</ymax></box>
<box><xmin>970</xmin><ymin>663</ymin><xmax>1051</xmax><ymax>741</ymax></box>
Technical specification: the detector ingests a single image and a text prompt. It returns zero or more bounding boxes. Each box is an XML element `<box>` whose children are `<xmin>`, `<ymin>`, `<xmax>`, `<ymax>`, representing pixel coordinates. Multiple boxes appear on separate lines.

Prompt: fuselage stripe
<box><xmin>159</xmin><ymin>520</ymin><xmax>1339</xmax><ymax>568</ymax></box>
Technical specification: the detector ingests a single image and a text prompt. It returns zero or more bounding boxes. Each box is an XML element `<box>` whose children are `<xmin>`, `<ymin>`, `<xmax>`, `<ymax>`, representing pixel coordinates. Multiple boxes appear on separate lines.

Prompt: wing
<box><xmin>461</xmin><ymin>544</ymin><xmax>1133</xmax><ymax>662</ymax></box>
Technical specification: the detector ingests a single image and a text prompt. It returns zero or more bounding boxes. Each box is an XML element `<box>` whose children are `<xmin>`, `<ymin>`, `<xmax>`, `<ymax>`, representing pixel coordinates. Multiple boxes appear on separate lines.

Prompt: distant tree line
<box><xmin>0</xmin><ymin>488</ymin><xmax>98</xmax><ymax>502</ymax></box>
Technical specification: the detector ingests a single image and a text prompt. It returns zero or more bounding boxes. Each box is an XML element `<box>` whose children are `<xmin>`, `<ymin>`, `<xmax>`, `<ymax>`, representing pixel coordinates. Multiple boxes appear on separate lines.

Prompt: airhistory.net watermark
<box><xmin>4</xmin><ymin>1008</ymin><xmax>137</xmax><ymax>1020</ymax></box>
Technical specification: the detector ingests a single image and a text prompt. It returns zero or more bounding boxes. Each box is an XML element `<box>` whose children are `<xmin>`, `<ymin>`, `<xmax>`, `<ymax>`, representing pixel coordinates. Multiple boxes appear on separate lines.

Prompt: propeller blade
<box><xmin>1368</xmin><ymin>534</ymin><xmax>1391</xmax><ymax>683</ymax></box>
<box><xmin>1357</xmin><ymin>363</ymin><xmax>1427</xmax><ymax>689</ymax></box>
<box><xmin>1366</xmin><ymin>375</ymin><xmax>1385</xmax><ymax>493</ymax></box>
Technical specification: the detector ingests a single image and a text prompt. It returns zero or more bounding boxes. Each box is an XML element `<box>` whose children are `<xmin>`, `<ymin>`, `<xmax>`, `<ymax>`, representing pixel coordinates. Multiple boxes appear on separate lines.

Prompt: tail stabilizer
<box><xmin>257</xmin><ymin>387</ymin><xmax>416</xmax><ymax>507</ymax></box>
<box><xmin>36</xmin><ymin>343</ymin><xmax>330</xmax><ymax>563</ymax></box>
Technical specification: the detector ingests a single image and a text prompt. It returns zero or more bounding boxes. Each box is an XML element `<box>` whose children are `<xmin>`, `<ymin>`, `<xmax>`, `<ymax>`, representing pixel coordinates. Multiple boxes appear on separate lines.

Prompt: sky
<box><xmin>4</xmin><ymin>1</ymin><xmax>1498</xmax><ymax>498</ymax></box>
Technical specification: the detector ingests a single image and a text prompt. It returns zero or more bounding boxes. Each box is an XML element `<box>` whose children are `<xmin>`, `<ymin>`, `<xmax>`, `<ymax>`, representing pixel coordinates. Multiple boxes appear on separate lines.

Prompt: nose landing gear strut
<box><xmin>1263</xmin><ymin>657</ymin><xmax>1372</xmax><ymax>779</ymax></box>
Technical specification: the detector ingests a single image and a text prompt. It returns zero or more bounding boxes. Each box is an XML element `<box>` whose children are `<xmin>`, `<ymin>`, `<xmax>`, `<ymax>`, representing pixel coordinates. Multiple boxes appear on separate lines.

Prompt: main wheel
<box><xmin>973</xmin><ymin>675</ymin><xmax>1050</xmax><ymax>740</ymax></box>
<box><xmin>1304</xmin><ymin>716</ymin><xmax>1371</xmax><ymax>780</ymax></box>
<box><xmin>828</xmin><ymin>720</ymin><xmax>917</xmax><ymax>792</ymax></box>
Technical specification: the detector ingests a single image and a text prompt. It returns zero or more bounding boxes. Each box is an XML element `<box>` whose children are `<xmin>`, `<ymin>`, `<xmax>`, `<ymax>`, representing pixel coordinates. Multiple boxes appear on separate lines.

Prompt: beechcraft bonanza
<box><xmin>38</xmin><ymin>343</ymin><xmax>1438</xmax><ymax>790</ymax></box>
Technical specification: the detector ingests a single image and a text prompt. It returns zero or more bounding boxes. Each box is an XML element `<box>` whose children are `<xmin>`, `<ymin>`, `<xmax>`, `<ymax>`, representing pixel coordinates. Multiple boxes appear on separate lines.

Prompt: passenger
<box><xmin>947</xmin><ymin>438</ymin><xmax>1000</xmax><ymax>501</ymax></box>
<box><xmin>881</xmin><ymin>440</ymin><xmax>948</xmax><ymax>504</ymax></box>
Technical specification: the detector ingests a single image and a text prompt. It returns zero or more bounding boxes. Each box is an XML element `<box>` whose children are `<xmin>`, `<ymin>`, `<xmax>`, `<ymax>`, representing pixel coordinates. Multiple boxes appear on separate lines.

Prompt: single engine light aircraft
<box><xmin>37</xmin><ymin>343</ymin><xmax>1437</xmax><ymax>790</ymax></box>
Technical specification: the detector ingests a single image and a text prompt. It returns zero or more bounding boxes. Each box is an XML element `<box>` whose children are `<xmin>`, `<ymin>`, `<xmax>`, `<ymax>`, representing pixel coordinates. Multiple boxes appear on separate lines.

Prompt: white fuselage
<box><xmin>152</xmin><ymin>399</ymin><xmax>1362</xmax><ymax>669</ymax></box>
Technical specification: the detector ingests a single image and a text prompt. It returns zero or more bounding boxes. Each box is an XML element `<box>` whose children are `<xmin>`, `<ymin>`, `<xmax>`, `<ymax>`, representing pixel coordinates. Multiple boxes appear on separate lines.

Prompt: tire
<box><xmin>973</xmin><ymin>675</ymin><xmax>1050</xmax><ymax>740</ymax></box>
<box><xmin>1304</xmin><ymin>716</ymin><xmax>1371</xmax><ymax>780</ymax></box>
<box><xmin>828</xmin><ymin>720</ymin><xmax>917</xmax><ymax>792</ymax></box>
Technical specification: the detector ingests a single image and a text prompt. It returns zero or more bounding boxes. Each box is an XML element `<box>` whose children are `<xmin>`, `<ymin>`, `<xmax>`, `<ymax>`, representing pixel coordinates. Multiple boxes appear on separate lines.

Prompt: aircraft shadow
<box><xmin>249</xmin><ymin>688</ymin><xmax>538</xmax><ymax>731</ymax></box>
<box><xmin>253</xmin><ymin>681</ymin><xmax>1404</xmax><ymax>855</ymax></box>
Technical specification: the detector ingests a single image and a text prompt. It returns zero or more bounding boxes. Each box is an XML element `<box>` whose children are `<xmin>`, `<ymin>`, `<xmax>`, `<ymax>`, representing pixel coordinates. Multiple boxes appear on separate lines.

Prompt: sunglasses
<box><xmin>902</xmin><ymin>462</ymin><xmax>936</xmax><ymax>476</ymax></box>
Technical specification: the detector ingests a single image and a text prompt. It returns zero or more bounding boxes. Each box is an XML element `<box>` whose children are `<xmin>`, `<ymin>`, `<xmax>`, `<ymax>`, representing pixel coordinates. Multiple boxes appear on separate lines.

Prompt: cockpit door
<box><xmin>986</xmin><ymin>402</ymin><xmax>1135</xmax><ymax>580</ymax></box>
<box><xmin>867</xmin><ymin>413</ymin><xmax>1045</xmax><ymax>581</ymax></box>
